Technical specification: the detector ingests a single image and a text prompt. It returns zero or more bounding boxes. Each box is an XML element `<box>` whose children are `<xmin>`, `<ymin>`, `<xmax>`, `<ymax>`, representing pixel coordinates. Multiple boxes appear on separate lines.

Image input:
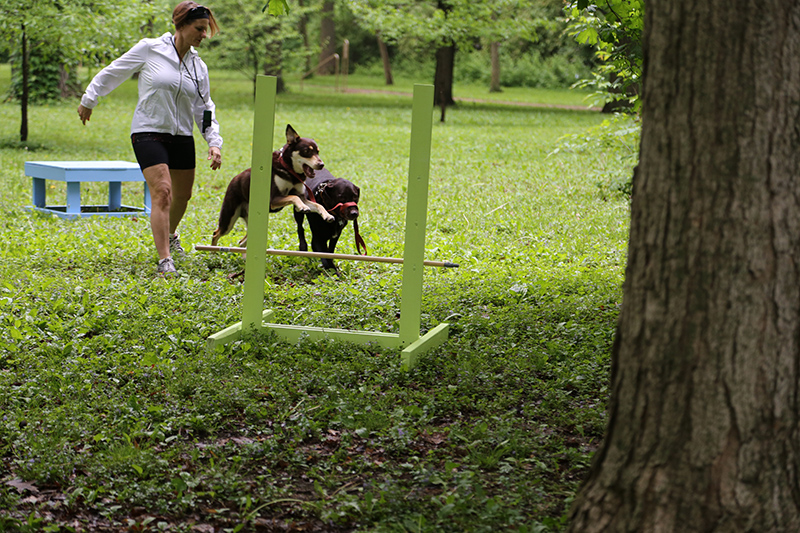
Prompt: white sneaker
<box><xmin>157</xmin><ymin>257</ymin><xmax>177</xmax><ymax>277</ymax></box>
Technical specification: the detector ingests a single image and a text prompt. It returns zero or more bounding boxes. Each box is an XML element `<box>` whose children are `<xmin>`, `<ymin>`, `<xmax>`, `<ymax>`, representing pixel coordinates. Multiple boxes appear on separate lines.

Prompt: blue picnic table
<box><xmin>25</xmin><ymin>161</ymin><xmax>151</xmax><ymax>218</ymax></box>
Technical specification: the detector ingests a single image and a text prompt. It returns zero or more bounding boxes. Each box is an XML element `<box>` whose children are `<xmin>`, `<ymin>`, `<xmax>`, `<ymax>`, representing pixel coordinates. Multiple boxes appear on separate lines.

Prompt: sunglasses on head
<box><xmin>186</xmin><ymin>5</ymin><xmax>209</xmax><ymax>20</ymax></box>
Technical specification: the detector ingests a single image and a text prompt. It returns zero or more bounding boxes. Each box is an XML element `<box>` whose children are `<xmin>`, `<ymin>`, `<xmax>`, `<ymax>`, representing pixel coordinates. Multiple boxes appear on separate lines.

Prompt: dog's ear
<box><xmin>286</xmin><ymin>124</ymin><xmax>299</xmax><ymax>144</ymax></box>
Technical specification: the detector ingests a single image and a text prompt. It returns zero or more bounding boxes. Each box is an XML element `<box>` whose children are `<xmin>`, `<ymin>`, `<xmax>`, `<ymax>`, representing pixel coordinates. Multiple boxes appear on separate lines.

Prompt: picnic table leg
<box><xmin>143</xmin><ymin>182</ymin><xmax>151</xmax><ymax>214</ymax></box>
<box><xmin>109</xmin><ymin>182</ymin><xmax>122</xmax><ymax>210</ymax></box>
<box><xmin>66</xmin><ymin>181</ymin><xmax>81</xmax><ymax>216</ymax></box>
<box><xmin>32</xmin><ymin>177</ymin><xmax>46</xmax><ymax>208</ymax></box>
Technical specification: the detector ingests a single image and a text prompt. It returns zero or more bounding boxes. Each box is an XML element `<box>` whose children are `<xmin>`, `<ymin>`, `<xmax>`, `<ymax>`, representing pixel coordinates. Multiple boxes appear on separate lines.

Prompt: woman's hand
<box><xmin>77</xmin><ymin>104</ymin><xmax>92</xmax><ymax>125</ymax></box>
<box><xmin>208</xmin><ymin>146</ymin><xmax>222</xmax><ymax>170</ymax></box>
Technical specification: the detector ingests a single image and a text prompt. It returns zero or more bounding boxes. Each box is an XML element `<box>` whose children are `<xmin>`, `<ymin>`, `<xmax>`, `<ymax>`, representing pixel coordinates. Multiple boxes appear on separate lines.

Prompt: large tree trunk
<box><xmin>318</xmin><ymin>0</ymin><xmax>336</xmax><ymax>75</ymax></box>
<box><xmin>20</xmin><ymin>24</ymin><xmax>28</xmax><ymax>143</ymax></box>
<box><xmin>567</xmin><ymin>1</ymin><xmax>800</xmax><ymax>531</ymax></box>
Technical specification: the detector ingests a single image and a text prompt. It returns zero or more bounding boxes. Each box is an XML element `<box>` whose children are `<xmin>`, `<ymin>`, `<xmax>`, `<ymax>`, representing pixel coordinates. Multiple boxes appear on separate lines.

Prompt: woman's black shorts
<box><xmin>131</xmin><ymin>132</ymin><xmax>195</xmax><ymax>171</ymax></box>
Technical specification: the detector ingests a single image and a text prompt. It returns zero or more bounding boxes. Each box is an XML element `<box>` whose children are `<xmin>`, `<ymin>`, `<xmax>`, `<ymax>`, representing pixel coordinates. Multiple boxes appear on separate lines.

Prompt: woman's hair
<box><xmin>172</xmin><ymin>1</ymin><xmax>219</xmax><ymax>36</ymax></box>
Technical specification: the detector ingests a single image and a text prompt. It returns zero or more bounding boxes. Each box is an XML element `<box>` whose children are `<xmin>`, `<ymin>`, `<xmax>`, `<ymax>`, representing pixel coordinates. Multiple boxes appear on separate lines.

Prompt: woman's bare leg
<box><xmin>168</xmin><ymin>168</ymin><xmax>195</xmax><ymax>234</ymax></box>
<box><xmin>142</xmin><ymin>164</ymin><xmax>173</xmax><ymax>260</ymax></box>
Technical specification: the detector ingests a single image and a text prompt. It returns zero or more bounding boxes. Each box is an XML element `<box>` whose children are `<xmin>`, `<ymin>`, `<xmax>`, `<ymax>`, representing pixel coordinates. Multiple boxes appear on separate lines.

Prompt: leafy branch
<box><xmin>565</xmin><ymin>0</ymin><xmax>643</xmax><ymax>112</ymax></box>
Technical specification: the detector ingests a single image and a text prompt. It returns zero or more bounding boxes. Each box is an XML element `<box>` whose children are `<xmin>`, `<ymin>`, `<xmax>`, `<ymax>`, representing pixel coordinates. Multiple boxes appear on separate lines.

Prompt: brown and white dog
<box><xmin>211</xmin><ymin>124</ymin><xmax>334</xmax><ymax>246</ymax></box>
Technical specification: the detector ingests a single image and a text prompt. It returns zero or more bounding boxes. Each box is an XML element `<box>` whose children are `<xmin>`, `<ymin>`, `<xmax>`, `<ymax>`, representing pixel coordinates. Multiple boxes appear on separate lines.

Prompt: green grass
<box><xmin>0</xmin><ymin>63</ymin><xmax>632</xmax><ymax>532</ymax></box>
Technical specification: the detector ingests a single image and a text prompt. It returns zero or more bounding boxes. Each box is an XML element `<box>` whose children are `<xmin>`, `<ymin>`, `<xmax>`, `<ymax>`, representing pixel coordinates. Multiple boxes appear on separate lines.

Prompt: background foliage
<box><xmin>2</xmin><ymin>0</ymin><xmax>170</xmax><ymax>102</ymax></box>
<box><xmin>564</xmin><ymin>0</ymin><xmax>643</xmax><ymax>111</ymax></box>
<box><xmin>2</xmin><ymin>0</ymin><xmax>598</xmax><ymax>104</ymax></box>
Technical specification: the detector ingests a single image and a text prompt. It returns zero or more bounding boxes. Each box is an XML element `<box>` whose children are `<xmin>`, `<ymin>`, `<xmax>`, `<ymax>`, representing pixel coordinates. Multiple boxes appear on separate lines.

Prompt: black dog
<box><xmin>211</xmin><ymin>124</ymin><xmax>334</xmax><ymax>247</ymax></box>
<box><xmin>295</xmin><ymin>169</ymin><xmax>365</xmax><ymax>270</ymax></box>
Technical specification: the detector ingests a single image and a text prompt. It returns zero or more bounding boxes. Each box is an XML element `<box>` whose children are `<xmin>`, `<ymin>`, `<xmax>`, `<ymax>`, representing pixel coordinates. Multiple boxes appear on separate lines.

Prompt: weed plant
<box><xmin>0</xmin><ymin>65</ymin><xmax>632</xmax><ymax>531</ymax></box>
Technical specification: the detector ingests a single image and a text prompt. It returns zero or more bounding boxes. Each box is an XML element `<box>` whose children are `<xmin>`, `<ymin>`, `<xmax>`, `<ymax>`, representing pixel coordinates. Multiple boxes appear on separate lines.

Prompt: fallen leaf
<box><xmin>5</xmin><ymin>479</ymin><xmax>39</xmax><ymax>494</ymax></box>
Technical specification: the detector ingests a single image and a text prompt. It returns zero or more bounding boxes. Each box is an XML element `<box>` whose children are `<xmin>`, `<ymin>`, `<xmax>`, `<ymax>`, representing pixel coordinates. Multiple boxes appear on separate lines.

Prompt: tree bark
<box><xmin>377</xmin><ymin>32</ymin><xmax>393</xmax><ymax>86</ymax></box>
<box><xmin>567</xmin><ymin>1</ymin><xmax>800</xmax><ymax>531</ymax></box>
<box><xmin>318</xmin><ymin>0</ymin><xmax>336</xmax><ymax>75</ymax></box>
<box><xmin>490</xmin><ymin>41</ymin><xmax>501</xmax><ymax>93</ymax></box>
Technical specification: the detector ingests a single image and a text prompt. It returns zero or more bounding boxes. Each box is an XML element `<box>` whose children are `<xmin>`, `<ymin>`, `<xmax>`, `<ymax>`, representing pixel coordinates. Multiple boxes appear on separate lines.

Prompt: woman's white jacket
<box><xmin>80</xmin><ymin>32</ymin><xmax>222</xmax><ymax>148</ymax></box>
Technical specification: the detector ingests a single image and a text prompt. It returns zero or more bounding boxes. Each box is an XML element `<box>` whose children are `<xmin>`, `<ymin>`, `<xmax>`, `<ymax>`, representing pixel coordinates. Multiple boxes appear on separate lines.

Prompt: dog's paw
<box><xmin>322</xmin><ymin>213</ymin><xmax>335</xmax><ymax>223</ymax></box>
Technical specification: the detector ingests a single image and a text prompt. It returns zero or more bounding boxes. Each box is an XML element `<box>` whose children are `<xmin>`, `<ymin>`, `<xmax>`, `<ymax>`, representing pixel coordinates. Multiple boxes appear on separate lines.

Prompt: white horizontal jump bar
<box><xmin>194</xmin><ymin>244</ymin><xmax>459</xmax><ymax>268</ymax></box>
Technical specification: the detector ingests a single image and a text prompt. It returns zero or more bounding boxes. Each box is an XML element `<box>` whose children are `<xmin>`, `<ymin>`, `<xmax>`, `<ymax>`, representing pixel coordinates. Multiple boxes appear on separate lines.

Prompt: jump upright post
<box><xmin>206</xmin><ymin>75</ymin><xmax>449</xmax><ymax>370</ymax></box>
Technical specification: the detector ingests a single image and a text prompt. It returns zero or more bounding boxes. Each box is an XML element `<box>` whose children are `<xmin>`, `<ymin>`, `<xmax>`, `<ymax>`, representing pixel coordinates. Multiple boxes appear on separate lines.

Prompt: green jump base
<box><xmin>207</xmin><ymin>314</ymin><xmax>449</xmax><ymax>372</ymax></box>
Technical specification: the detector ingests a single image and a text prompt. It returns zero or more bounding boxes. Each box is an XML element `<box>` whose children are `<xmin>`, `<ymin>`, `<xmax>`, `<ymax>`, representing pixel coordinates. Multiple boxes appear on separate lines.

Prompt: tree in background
<box><xmin>348</xmin><ymin>0</ymin><xmax>480</xmax><ymax>117</ymax></box>
<box><xmin>481</xmin><ymin>0</ymin><xmax>548</xmax><ymax>94</ymax></box>
<box><xmin>376</xmin><ymin>30</ymin><xmax>393</xmax><ymax>85</ymax></box>
<box><xmin>296</xmin><ymin>0</ymin><xmax>313</xmax><ymax>72</ymax></box>
<box><xmin>432</xmin><ymin>0</ymin><xmax>456</xmax><ymax>116</ymax></box>
<box><xmin>452</xmin><ymin>0</ymin><xmax>592</xmax><ymax>93</ymax></box>
<box><xmin>2</xmin><ymin>0</ymin><xmax>62</xmax><ymax>142</ymax></box>
<box><xmin>318</xmin><ymin>0</ymin><xmax>336</xmax><ymax>74</ymax></box>
<box><xmin>208</xmin><ymin>0</ymin><xmax>317</xmax><ymax>94</ymax></box>
<box><xmin>567</xmin><ymin>0</ymin><xmax>800</xmax><ymax>530</ymax></box>
<box><xmin>564</xmin><ymin>0</ymin><xmax>642</xmax><ymax>113</ymax></box>
<box><xmin>0</xmin><ymin>0</ymin><xmax>165</xmax><ymax>142</ymax></box>
<box><xmin>348</xmin><ymin>0</ymin><xmax>536</xmax><ymax>120</ymax></box>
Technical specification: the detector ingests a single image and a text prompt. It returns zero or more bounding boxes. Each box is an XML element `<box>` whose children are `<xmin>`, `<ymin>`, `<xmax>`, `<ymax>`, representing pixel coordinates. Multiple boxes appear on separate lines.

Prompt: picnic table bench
<box><xmin>25</xmin><ymin>161</ymin><xmax>151</xmax><ymax>218</ymax></box>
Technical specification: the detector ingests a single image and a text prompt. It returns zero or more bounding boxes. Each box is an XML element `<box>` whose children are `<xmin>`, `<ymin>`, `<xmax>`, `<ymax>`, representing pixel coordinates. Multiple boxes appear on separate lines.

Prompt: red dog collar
<box><xmin>327</xmin><ymin>202</ymin><xmax>358</xmax><ymax>215</ymax></box>
<box><xmin>326</xmin><ymin>202</ymin><xmax>367</xmax><ymax>255</ymax></box>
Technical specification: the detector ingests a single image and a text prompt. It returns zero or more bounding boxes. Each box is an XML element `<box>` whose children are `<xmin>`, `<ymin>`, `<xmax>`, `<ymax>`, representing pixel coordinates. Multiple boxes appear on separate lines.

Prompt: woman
<box><xmin>78</xmin><ymin>1</ymin><xmax>223</xmax><ymax>276</ymax></box>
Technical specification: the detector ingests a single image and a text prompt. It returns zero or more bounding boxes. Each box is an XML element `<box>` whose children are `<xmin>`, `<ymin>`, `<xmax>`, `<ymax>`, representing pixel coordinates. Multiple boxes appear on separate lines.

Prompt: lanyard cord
<box><xmin>171</xmin><ymin>37</ymin><xmax>207</xmax><ymax>106</ymax></box>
